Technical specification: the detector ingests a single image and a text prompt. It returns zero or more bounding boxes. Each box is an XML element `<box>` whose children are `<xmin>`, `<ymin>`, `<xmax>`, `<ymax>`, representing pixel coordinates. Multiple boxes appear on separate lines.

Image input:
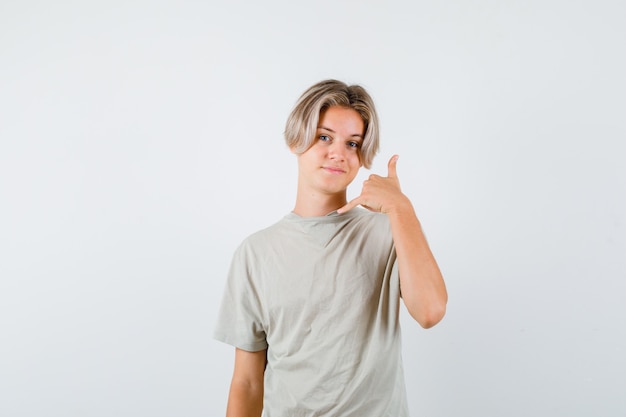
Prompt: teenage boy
<box><xmin>215</xmin><ymin>79</ymin><xmax>448</xmax><ymax>416</ymax></box>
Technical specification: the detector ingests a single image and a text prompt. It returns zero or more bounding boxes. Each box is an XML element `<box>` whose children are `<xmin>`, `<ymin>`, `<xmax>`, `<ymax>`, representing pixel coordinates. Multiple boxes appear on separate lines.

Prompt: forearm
<box><xmin>226</xmin><ymin>379</ymin><xmax>264</xmax><ymax>417</ymax></box>
<box><xmin>387</xmin><ymin>198</ymin><xmax>448</xmax><ymax>328</ymax></box>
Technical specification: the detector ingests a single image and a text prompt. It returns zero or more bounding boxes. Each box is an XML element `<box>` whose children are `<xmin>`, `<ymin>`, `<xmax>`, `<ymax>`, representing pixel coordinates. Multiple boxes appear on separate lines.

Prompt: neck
<box><xmin>292</xmin><ymin>190</ymin><xmax>347</xmax><ymax>217</ymax></box>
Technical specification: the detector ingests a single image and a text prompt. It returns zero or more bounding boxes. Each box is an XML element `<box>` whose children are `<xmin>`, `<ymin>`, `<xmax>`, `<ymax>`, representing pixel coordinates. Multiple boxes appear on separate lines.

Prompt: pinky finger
<box><xmin>337</xmin><ymin>198</ymin><xmax>360</xmax><ymax>214</ymax></box>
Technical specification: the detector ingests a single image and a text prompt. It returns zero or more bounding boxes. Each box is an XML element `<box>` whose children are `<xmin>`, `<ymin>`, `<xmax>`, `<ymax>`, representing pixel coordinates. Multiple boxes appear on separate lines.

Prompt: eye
<box><xmin>348</xmin><ymin>141</ymin><xmax>361</xmax><ymax>149</ymax></box>
<box><xmin>319</xmin><ymin>135</ymin><xmax>331</xmax><ymax>142</ymax></box>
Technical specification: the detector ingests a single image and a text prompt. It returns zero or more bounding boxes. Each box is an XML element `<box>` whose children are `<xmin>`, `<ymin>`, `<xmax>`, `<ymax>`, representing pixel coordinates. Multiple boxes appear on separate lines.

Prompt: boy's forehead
<box><xmin>317</xmin><ymin>106</ymin><xmax>364</xmax><ymax>130</ymax></box>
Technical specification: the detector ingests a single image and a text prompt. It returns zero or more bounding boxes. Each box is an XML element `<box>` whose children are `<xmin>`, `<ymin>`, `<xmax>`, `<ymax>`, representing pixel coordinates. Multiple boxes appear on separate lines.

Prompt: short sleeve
<box><xmin>213</xmin><ymin>242</ymin><xmax>268</xmax><ymax>352</ymax></box>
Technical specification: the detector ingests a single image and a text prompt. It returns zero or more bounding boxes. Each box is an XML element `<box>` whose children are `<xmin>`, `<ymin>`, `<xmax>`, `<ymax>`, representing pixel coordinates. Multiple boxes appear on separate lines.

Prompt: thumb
<box><xmin>387</xmin><ymin>154</ymin><xmax>399</xmax><ymax>178</ymax></box>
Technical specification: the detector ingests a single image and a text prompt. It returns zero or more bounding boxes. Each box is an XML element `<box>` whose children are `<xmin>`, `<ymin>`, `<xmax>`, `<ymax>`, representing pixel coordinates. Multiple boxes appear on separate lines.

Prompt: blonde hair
<box><xmin>284</xmin><ymin>79</ymin><xmax>380</xmax><ymax>169</ymax></box>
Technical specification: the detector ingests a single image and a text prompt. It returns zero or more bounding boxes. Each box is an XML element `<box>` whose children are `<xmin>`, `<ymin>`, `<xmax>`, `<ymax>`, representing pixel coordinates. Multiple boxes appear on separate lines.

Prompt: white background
<box><xmin>1</xmin><ymin>1</ymin><xmax>625</xmax><ymax>416</ymax></box>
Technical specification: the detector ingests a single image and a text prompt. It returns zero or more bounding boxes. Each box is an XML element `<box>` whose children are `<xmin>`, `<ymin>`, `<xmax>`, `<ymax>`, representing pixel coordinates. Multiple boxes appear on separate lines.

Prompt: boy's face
<box><xmin>295</xmin><ymin>106</ymin><xmax>364</xmax><ymax>196</ymax></box>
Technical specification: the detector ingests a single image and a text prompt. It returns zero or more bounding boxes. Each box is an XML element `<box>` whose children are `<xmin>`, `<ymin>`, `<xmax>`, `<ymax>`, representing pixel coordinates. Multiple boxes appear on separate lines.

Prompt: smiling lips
<box><xmin>322</xmin><ymin>166</ymin><xmax>346</xmax><ymax>174</ymax></box>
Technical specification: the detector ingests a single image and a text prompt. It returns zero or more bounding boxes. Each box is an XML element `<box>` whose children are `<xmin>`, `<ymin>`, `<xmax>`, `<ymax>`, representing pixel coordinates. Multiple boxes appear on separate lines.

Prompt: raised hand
<box><xmin>337</xmin><ymin>155</ymin><xmax>409</xmax><ymax>214</ymax></box>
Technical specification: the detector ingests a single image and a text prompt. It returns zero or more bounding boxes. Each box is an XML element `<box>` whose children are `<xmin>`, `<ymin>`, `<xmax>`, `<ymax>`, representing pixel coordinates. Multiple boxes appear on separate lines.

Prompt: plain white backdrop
<box><xmin>1</xmin><ymin>1</ymin><xmax>625</xmax><ymax>416</ymax></box>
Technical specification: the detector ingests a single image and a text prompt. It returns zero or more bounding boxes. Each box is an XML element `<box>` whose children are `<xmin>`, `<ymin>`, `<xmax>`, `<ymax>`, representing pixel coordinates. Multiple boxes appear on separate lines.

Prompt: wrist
<box><xmin>384</xmin><ymin>195</ymin><xmax>414</xmax><ymax>217</ymax></box>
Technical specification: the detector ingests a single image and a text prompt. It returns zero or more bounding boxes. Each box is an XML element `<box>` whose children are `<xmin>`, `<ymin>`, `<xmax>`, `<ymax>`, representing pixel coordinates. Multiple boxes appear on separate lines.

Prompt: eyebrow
<box><xmin>318</xmin><ymin>126</ymin><xmax>363</xmax><ymax>139</ymax></box>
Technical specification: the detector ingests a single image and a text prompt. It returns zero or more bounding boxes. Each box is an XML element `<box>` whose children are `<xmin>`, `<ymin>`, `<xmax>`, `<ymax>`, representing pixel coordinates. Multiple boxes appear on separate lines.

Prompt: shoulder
<box><xmin>332</xmin><ymin>209</ymin><xmax>393</xmax><ymax>249</ymax></box>
<box><xmin>346</xmin><ymin>208</ymin><xmax>391</xmax><ymax>232</ymax></box>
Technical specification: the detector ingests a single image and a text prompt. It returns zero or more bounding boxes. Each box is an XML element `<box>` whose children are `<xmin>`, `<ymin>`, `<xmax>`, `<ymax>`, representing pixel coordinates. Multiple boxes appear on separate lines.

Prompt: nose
<box><xmin>328</xmin><ymin>140</ymin><xmax>346</xmax><ymax>161</ymax></box>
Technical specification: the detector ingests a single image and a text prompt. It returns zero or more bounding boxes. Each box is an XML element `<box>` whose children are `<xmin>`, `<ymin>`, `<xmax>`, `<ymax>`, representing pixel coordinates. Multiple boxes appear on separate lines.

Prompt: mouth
<box><xmin>322</xmin><ymin>166</ymin><xmax>346</xmax><ymax>174</ymax></box>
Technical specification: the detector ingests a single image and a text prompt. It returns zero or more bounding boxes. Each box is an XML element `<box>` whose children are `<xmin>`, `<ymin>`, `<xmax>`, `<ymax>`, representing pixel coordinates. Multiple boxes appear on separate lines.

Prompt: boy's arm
<box><xmin>386</xmin><ymin>197</ymin><xmax>447</xmax><ymax>328</ymax></box>
<box><xmin>338</xmin><ymin>155</ymin><xmax>448</xmax><ymax>328</ymax></box>
<box><xmin>226</xmin><ymin>348</ymin><xmax>266</xmax><ymax>417</ymax></box>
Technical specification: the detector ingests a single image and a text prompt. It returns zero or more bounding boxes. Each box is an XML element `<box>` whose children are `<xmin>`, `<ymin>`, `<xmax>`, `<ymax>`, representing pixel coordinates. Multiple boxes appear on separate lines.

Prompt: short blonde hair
<box><xmin>284</xmin><ymin>79</ymin><xmax>380</xmax><ymax>169</ymax></box>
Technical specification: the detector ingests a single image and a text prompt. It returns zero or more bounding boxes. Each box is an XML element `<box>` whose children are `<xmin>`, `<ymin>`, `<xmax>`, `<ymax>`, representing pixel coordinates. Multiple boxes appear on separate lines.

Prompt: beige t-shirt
<box><xmin>214</xmin><ymin>208</ymin><xmax>409</xmax><ymax>416</ymax></box>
